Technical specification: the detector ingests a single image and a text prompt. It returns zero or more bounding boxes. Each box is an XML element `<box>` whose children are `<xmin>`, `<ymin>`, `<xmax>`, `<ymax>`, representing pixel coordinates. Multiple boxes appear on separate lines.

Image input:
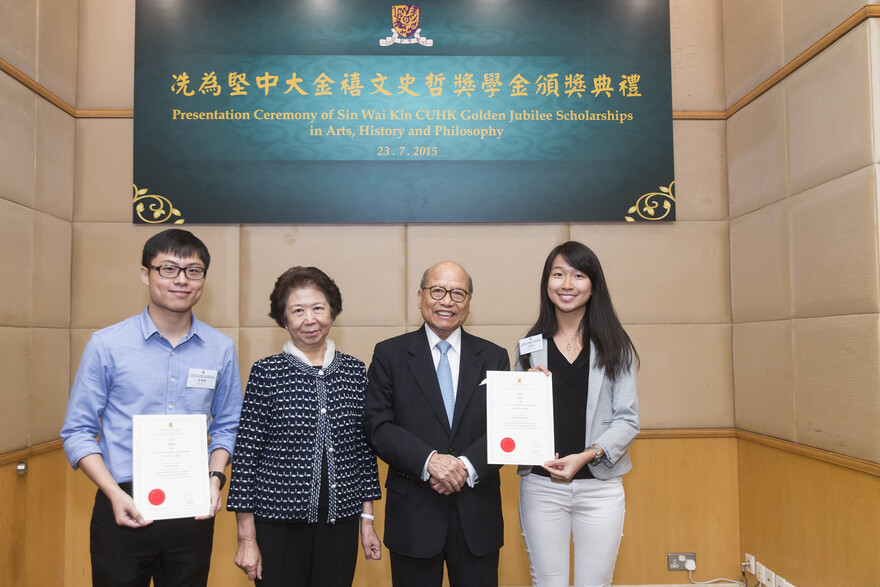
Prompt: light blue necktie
<box><xmin>436</xmin><ymin>340</ymin><xmax>454</xmax><ymax>427</ymax></box>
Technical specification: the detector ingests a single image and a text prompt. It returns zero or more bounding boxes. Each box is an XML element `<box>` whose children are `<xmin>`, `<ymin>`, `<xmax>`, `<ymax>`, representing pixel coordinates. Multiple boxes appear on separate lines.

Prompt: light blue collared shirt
<box><xmin>61</xmin><ymin>306</ymin><xmax>243</xmax><ymax>483</ymax></box>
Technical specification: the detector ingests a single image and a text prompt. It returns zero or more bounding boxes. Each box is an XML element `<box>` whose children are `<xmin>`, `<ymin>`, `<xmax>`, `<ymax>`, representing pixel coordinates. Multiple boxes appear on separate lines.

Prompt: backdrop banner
<box><xmin>134</xmin><ymin>0</ymin><xmax>674</xmax><ymax>224</ymax></box>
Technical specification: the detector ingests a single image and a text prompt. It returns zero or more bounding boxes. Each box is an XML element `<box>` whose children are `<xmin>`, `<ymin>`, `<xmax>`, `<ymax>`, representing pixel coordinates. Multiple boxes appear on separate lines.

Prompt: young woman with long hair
<box><xmin>516</xmin><ymin>241</ymin><xmax>639</xmax><ymax>587</ymax></box>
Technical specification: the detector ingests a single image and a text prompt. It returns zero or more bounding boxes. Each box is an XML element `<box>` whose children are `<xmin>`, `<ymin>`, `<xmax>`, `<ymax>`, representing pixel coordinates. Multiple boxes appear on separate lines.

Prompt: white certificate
<box><xmin>486</xmin><ymin>370</ymin><xmax>554</xmax><ymax>465</ymax></box>
<box><xmin>132</xmin><ymin>414</ymin><xmax>210</xmax><ymax>520</ymax></box>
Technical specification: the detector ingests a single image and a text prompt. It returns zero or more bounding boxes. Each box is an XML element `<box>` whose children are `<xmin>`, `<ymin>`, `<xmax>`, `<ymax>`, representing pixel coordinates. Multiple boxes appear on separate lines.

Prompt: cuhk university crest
<box><xmin>380</xmin><ymin>5</ymin><xmax>433</xmax><ymax>46</ymax></box>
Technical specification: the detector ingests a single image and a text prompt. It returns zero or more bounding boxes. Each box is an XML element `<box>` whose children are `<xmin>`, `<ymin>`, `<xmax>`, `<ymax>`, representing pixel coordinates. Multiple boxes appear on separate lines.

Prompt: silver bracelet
<box><xmin>360</xmin><ymin>513</ymin><xmax>375</xmax><ymax>520</ymax></box>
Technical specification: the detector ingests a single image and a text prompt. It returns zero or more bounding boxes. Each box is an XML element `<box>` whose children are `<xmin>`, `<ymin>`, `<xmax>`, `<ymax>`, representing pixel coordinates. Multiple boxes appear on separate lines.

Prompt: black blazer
<box><xmin>364</xmin><ymin>326</ymin><xmax>510</xmax><ymax>558</ymax></box>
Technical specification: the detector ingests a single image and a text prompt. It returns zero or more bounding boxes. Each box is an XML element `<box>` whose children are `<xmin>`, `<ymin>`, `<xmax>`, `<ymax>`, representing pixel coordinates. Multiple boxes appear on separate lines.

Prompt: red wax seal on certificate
<box><xmin>500</xmin><ymin>437</ymin><xmax>516</xmax><ymax>453</ymax></box>
<box><xmin>148</xmin><ymin>489</ymin><xmax>166</xmax><ymax>506</ymax></box>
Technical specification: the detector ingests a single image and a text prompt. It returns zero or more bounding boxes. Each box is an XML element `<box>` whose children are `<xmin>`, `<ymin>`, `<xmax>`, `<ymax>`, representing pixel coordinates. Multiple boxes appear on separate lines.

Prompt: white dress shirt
<box><xmin>425</xmin><ymin>324</ymin><xmax>462</xmax><ymax>398</ymax></box>
<box><xmin>421</xmin><ymin>324</ymin><xmax>478</xmax><ymax>486</ymax></box>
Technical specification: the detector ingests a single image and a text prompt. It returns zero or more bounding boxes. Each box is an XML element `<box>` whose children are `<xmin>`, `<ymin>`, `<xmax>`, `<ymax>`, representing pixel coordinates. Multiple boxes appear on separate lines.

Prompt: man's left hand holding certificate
<box><xmin>133</xmin><ymin>414</ymin><xmax>210</xmax><ymax>520</ymax></box>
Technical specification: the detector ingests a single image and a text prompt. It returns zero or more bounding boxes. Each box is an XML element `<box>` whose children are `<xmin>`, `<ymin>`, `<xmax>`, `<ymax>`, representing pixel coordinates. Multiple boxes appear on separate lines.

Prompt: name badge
<box><xmin>187</xmin><ymin>368</ymin><xmax>218</xmax><ymax>390</ymax></box>
<box><xmin>518</xmin><ymin>334</ymin><xmax>543</xmax><ymax>355</ymax></box>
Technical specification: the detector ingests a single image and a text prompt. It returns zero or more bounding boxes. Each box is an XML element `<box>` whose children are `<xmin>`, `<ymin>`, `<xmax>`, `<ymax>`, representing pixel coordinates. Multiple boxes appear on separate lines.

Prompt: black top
<box><xmin>531</xmin><ymin>338</ymin><xmax>594</xmax><ymax>480</ymax></box>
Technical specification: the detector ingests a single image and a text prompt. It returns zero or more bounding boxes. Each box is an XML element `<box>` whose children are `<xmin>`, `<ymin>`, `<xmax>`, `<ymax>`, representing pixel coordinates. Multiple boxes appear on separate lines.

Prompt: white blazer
<box><xmin>515</xmin><ymin>338</ymin><xmax>639</xmax><ymax>480</ymax></box>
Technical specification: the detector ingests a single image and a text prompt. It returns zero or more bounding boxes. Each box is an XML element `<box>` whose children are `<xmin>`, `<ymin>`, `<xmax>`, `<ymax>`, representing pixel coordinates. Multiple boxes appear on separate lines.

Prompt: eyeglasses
<box><xmin>422</xmin><ymin>286</ymin><xmax>470</xmax><ymax>303</ymax></box>
<box><xmin>150</xmin><ymin>265</ymin><xmax>207</xmax><ymax>280</ymax></box>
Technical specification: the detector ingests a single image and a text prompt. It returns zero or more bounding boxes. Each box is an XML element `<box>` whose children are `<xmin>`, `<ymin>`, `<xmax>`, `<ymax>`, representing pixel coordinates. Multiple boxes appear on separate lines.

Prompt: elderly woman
<box><xmin>227</xmin><ymin>266</ymin><xmax>382</xmax><ymax>586</ymax></box>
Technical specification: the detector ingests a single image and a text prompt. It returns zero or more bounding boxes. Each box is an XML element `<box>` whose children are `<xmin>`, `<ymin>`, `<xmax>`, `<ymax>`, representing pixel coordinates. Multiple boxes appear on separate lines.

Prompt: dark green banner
<box><xmin>134</xmin><ymin>0</ymin><xmax>674</xmax><ymax>223</ymax></box>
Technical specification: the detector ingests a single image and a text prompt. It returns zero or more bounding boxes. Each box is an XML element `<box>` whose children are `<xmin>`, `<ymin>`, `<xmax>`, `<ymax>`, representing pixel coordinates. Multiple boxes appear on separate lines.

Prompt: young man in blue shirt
<box><xmin>62</xmin><ymin>229</ymin><xmax>243</xmax><ymax>586</ymax></box>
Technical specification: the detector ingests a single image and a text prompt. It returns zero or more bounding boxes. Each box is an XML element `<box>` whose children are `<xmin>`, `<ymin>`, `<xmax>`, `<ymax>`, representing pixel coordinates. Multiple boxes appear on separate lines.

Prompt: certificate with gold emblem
<box><xmin>486</xmin><ymin>371</ymin><xmax>554</xmax><ymax>465</ymax></box>
<box><xmin>132</xmin><ymin>415</ymin><xmax>210</xmax><ymax>520</ymax></box>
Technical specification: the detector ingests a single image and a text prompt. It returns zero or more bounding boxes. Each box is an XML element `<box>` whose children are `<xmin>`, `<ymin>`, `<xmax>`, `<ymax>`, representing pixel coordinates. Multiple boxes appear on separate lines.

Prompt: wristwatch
<box><xmin>208</xmin><ymin>470</ymin><xmax>227</xmax><ymax>490</ymax></box>
<box><xmin>589</xmin><ymin>444</ymin><xmax>605</xmax><ymax>466</ymax></box>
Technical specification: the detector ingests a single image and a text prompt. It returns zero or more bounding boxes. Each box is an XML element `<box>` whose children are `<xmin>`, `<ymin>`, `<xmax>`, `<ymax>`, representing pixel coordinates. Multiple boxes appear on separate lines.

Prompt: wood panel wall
<box><xmin>2</xmin><ymin>433</ymin><xmax>876</xmax><ymax>585</ymax></box>
<box><xmin>738</xmin><ymin>439</ymin><xmax>880</xmax><ymax>586</ymax></box>
<box><xmin>0</xmin><ymin>450</ymin><xmax>66</xmax><ymax>586</ymax></box>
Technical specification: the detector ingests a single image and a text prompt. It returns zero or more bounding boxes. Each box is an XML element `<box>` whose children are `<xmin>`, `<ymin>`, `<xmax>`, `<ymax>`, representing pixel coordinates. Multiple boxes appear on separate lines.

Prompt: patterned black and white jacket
<box><xmin>227</xmin><ymin>347</ymin><xmax>382</xmax><ymax>524</ymax></box>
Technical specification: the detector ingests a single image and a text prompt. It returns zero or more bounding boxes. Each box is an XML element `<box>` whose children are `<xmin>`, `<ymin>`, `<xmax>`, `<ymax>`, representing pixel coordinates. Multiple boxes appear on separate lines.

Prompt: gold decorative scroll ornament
<box><xmin>624</xmin><ymin>180</ymin><xmax>675</xmax><ymax>222</ymax></box>
<box><xmin>133</xmin><ymin>184</ymin><xmax>185</xmax><ymax>224</ymax></box>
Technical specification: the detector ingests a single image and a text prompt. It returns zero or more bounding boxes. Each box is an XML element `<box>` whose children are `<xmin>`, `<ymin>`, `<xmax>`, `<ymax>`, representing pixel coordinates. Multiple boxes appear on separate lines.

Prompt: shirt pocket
<box><xmin>180</xmin><ymin>386</ymin><xmax>214</xmax><ymax>414</ymax></box>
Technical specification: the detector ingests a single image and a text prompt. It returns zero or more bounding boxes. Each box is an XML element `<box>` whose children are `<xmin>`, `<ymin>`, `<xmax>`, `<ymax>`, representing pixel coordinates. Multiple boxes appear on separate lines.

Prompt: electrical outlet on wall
<box><xmin>666</xmin><ymin>552</ymin><xmax>696</xmax><ymax>571</ymax></box>
<box><xmin>744</xmin><ymin>553</ymin><xmax>756</xmax><ymax>575</ymax></box>
<box><xmin>763</xmin><ymin>567</ymin><xmax>775</xmax><ymax>586</ymax></box>
<box><xmin>756</xmin><ymin>562</ymin><xmax>766</xmax><ymax>584</ymax></box>
<box><xmin>775</xmin><ymin>576</ymin><xmax>787</xmax><ymax>587</ymax></box>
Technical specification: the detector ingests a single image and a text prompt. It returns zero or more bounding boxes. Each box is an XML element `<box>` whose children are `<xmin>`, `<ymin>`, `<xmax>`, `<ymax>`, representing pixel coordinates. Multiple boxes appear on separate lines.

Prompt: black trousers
<box><xmin>254</xmin><ymin>515</ymin><xmax>359</xmax><ymax>587</ymax></box>
<box><xmin>389</xmin><ymin>500</ymin><xmax>499</xmax><ymax>587</ymax></box>
<box><xmin>90</xmin><ymin>485</ymin><xmax>215</xmax><ymax>587</ymax></box>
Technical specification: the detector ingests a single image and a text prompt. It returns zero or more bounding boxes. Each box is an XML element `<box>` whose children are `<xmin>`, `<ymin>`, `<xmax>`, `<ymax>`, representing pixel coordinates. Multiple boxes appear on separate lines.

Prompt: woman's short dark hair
<box><xmin>268</xmin><ymin>266</ymin><xmax>343</xmax><ymax>327</ymax></box>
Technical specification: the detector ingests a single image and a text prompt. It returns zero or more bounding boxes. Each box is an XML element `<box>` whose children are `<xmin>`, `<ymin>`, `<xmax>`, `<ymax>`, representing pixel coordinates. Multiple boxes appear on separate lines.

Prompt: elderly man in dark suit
<box><xmin>364</xmin><ymin>260</ymin><xmax>510</xmax><ymax>587</ymax></box>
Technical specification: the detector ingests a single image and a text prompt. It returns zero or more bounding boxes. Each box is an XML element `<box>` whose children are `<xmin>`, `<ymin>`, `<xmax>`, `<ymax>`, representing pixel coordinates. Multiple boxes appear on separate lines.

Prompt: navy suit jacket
<box><xmin>364</xmin><ymin>325</ymin><xmax>510</xmax><ymax>558</ymax></box>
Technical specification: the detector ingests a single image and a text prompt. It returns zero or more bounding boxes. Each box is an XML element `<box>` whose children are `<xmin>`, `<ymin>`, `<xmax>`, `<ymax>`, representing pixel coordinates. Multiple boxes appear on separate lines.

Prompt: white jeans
<box><xmin>518</xmin><ymin>474</ymin><xmax>625</xmax><ymax>587</ymax></box>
